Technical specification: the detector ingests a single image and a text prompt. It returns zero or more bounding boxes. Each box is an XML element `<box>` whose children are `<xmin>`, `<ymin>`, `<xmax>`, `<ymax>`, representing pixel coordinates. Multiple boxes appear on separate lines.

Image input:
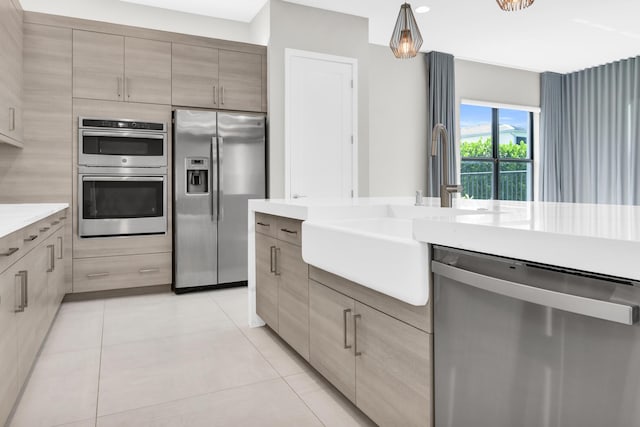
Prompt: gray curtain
<box><xmin>540</xmin><ymin>56</ymin><xmax>640</xmax><ymax>205</ymax></box>
<box><xmin>426</xmin><ymin>51</ymin><xmax>457</xmax><ymax>197</ymax></box>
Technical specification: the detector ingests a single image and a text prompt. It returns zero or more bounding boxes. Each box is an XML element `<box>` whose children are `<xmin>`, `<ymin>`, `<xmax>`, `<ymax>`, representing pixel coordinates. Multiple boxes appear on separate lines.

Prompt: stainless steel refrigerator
<box><xmin>173</xmin><ymin>109</ymin><xmax>266</xmax><ymax>292</ymax></box>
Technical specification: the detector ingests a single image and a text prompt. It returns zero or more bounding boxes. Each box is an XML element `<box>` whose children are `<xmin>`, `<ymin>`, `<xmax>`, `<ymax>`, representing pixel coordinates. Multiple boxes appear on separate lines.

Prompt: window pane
<box><xmin>499</xmin><ymin>161</ymin><xmax>532</xmax><ymax>201</ymax></box>
<box><xmin>498</xmin><ymin>109</ymin><xmax>531</xmax><ymax>159</ymax></box>
<box><xmin>460</xmin><ymin>104</ymin><xmax>493</xmax><ymax>158</ymax></box>
<box><xmin>461</xmin><ymin>160</ymin><xmax>494</xmax><ymax>200</ymax></box>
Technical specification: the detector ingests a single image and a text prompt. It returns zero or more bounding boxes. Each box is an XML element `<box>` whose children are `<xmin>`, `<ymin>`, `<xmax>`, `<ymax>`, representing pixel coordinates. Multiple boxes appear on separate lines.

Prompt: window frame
<box><xmin>460</xmin><ymin>105</ymin><xmax>535</xmax><ymax>201</ymax></box>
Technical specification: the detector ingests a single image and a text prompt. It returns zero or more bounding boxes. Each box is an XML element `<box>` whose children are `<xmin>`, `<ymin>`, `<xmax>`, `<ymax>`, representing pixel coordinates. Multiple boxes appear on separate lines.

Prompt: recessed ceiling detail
<box><xmin>119</xmin><ymin>0</ymin><xmax>268</xmax><ymax>22</ymax></box>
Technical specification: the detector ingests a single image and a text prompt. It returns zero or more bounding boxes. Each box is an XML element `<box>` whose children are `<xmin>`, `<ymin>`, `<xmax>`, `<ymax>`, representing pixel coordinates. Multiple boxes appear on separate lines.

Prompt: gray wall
<box><xmin>268</xmin><ymin>0</ymin><xmax>370</xmax><ymax>197</ymax></box>
<box><xmin>368</xmin><ymin>45</ymin><xmax>428</xmax><ymax>196</ymax></box>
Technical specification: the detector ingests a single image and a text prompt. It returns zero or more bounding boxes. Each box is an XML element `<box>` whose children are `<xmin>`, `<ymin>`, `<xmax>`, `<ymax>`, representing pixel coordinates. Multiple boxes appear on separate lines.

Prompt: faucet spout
<box><xmin>431</xmin><ymin>123</ymin><xmax>463</xmax><ymax>207</ymax></box>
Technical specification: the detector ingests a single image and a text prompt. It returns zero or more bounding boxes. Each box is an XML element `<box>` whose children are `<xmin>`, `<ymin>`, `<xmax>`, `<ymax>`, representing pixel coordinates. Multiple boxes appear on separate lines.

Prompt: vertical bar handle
<box><xmin>210</xmin><ymin>137</ymin><xmax>218</xmax><ymax>223</ymax></box>
<box><xmin>274</xmin><ymin>247</ymin><xmax>281</xmax><ymax>276</ymax></box>
<box><xmin>353</xmin><ymin>313</ymin><xmax>362</xmax><ymax>356</ymax></box>
<box><xmin>47</xmin><ymin>244</ymin><xmax>55</xmax><ymax>272</ymax></box>
<box><xmin>9</xmin><ymin>107</ymin><xmax>15</xmax><ymax>131</ymax></box>
<box><xmin>14</xmin><ymin>272</ymin><xmax>24</xmax><ymax>313</ymax></box>
<box><xmin>221</xmin><ymin>86</ymin><xmax>225</xmax><ymax>105</ymax></box>
<box><xmin>126</xmin><ymin>78</ymin><xmax>131</xmax><ymax>99</ymax></box>
<box><xmin>269</xmin><ymin>245</ymin><xmax>276</xmax><ymax>273</ymax></box>
<box><xmin>21</xmin><ymin>271</ymin><xmax>28</xmax><ymax>308</ymax></box>
<box><xmin>57</xmin><ymin>236</ymin><xmax>63</xmax><ymax>259</ymax></box>
<box><xmin>217</xmin><ymin>136</ymin><xmax>224</xmax><ymax>222</ymax></box>
<box><xmin>343</xmin><ymin>309</ymin><xmax>352</xmax><ymax>349</ymax></box>
<box><xmin>117</xmin><ymin>77</ymin><xmax>122</xmax><ymax>98</ymax></box>
<box><xmin>213</xmin><ymin>86</ymin><xmax>217</xmax><ymax>105</ymax></box>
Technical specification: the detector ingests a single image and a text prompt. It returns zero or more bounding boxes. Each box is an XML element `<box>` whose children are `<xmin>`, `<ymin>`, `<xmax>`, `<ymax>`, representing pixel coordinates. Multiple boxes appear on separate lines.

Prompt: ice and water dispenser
<box><xmin>186</xmin><ymin>158</ymin><xmax>209</xmax><ymax>194</ymax></box>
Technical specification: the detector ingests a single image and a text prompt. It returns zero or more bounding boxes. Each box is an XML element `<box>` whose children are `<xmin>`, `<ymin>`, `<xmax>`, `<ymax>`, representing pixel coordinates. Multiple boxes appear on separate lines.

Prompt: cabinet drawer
<box><xmin>277</xmin><ymin>217</ymin><xmax>302</xmax><ymax>246</ymax></box>
<box><xmin>255</xmin><ymin>212</ymin><xmax>277</xmax><ymax>237</ymax></box>
<box><xmin>73</xmin><ymin>252</ymin><xmax>172</xmax><ymax>293</ymax></box>
<box><xmin>0</xmin><ymin>230</ymin><xmax>23</xmax><ymax>274</ymax></box>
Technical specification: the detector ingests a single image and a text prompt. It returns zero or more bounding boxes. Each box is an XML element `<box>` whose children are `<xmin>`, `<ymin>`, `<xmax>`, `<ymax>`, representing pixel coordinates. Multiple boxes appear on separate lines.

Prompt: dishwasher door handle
<box><xmin>432</xmin><ymin>261</ymin><xmax>639</xmax><ymax>326</ymax></box>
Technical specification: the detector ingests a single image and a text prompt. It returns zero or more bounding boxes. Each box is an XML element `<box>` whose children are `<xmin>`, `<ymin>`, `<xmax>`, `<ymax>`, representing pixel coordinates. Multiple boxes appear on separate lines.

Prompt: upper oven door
<box><xmin>79</xmin><ymin>130</ymin><xmax>167</xmax><ymax>168</ymax></box>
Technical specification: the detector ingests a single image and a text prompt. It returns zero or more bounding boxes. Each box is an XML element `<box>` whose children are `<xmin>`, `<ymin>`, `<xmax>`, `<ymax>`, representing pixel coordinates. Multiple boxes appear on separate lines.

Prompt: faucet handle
<box><xmin>415</xmin><ymin>190</ymin><xmax>424</xmax><ymax>206</ymax></box>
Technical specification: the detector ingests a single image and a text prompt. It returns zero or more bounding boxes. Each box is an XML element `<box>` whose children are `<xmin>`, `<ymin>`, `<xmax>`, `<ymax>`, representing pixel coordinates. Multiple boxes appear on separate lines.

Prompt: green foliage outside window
<box><xmin>460</xmin><ymin>138</ymin><xmax>530</xmax><ymax>201</ymax></box>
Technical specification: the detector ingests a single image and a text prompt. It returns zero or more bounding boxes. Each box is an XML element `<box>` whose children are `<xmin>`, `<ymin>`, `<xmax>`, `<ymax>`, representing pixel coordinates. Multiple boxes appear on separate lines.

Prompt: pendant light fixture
<box><xmin>389</xmin><ymin>3</ymin><xmax>423</xmax><ymax>59</ymax></box>
<box><xmin>496</xmin><ymin>0</ymin><xmax>535</xmax><ymax>12</ymax></box>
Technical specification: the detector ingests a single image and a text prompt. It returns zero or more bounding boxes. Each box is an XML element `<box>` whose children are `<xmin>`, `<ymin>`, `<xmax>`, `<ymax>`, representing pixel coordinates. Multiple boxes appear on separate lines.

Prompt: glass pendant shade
<box><xmin>496</xmin><ymin>0</ymin><xmax>535</xmax><ymax>11</ymax></box>
<box><xmin>390</xmin><ymin>3</ymin><xmax>423</xmax><ymax>59</ymax></box>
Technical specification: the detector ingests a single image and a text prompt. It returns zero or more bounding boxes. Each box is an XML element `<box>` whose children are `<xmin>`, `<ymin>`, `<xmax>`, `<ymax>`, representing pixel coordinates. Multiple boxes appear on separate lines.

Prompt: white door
<box><xmin>286</xmin><ymin>50</ymin><xmax>357</xmax><ymax>199</ymax></box>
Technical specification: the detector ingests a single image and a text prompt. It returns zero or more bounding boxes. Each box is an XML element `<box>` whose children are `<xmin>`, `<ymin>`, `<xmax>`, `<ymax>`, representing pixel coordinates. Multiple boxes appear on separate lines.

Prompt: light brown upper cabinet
<box><xmin>73</xmin><ymin>30</ymin><xmax>171</xmax><ymax>105</ymax></box>
<box><xmin>0</xmin><ymin>0</ymin><xmax>23</xmax><ymax>147</ymax></box>
<box><xmin>172</xmin><ymin>43</ymin><xmax>219</xmax><ymax>109</ymax></box>
<box><xmin>172</xmin><ymin>44</ymin><xmax>262</xmax><ymax>112</ymax></box>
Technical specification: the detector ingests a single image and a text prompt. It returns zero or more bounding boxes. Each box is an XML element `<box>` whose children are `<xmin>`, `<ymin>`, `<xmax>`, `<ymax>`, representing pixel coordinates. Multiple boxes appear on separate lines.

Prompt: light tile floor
<box><xmin>9</xmin><ymin>287</ymin><xmax>375</xmax><ymax>427</ymax></box>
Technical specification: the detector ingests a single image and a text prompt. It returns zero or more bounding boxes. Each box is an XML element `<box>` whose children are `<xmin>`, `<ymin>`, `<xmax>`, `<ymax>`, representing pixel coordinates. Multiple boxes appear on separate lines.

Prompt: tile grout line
<box><xmin>94</xmin><ymin>300</ymin><xmax>106</xmax><ymax>427</ymax></box>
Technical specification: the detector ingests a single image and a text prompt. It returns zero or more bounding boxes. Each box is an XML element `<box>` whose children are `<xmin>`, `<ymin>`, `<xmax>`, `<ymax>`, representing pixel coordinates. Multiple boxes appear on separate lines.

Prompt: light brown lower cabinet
<box><xmin>0</xmin><ymin>213</ymin><xmax>68</xmax><ymax>426</ymax></box>
<box><xmin>256</xmin><ymin>232</ymin><xmax>278</xmax><ymax>331</ymax></box>
<box><xmin>309</xmin><ymin>279</ymin><xmax>432</xmax><ymax>427</ymax></box>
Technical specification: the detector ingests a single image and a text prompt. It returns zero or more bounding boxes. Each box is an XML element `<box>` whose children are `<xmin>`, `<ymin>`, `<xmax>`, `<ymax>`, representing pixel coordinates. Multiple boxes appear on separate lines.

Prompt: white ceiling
<box><xmin>131</xmin><ymin>0</ymin><xmax>639</xmax><ymax>73</ymax></box>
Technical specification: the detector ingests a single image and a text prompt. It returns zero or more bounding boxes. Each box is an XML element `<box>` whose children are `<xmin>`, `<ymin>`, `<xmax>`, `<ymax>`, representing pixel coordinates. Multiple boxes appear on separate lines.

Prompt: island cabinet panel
<box><xmin>73</xmin><ymin>30</ymin><xmax>124</xmax><ymax>102</ymax></box>
<box><xmin>218</xmin><ymin>50</ymin><xmax>262</xmax><ymax>112</ymax></box>
<box><xmin>309</xmin><ymin>280</ymin><xmax>356</xmax><ymax>402</ymax></box>
<box><xmin>0</xmin><ymin>0</ymin><xmax>23</xmax><ymax>147</ymax></box>
<box><xmin>277</xmin><ymin>240</ymin><xmax>309</xmax><ymax>360</ymax></box>
<box><xmin>172</xmin><ymin>43</ymin><xmax>219</xmax><ymax>108</ymax></box>
<box><xmin>256</xmin><ymin>232</ymin><xmax>279</xmax><ymax>331</ymax></box>
<box><xmin>0</xmin><ymin>257</ymin><xmax>19</xmax><ymax>427</ymax></box>
<box><xmin>124</xmin><ymin>37</ymin><xmax>172</xmax><ymax>105</ymax></box>
<box><xmin>354</xmin><ymin>301</ymin><xmax>433</xmax><ymax>427</ymax></box>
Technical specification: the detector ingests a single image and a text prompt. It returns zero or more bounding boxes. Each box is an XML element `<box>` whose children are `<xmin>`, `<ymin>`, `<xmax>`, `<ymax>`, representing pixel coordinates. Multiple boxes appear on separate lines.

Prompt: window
<box><xmin>459</xmin><ymin>104</ymin><xmax>534</xmax><ymax>201</ymax></box>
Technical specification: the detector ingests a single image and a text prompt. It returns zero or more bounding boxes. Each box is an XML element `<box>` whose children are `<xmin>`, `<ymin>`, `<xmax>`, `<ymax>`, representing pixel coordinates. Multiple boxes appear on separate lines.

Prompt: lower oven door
<box><xmin>79</xmin><ymin>174</ymin><xmax>167</xmax><ymax>237</ymax></box>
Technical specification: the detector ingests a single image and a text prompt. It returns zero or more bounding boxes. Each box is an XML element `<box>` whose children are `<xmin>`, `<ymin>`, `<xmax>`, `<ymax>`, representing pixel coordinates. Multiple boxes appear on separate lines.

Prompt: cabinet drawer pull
<box><xmin>221</xmin><ymin>86</ymin><xmax>225</xmax><ymax>105</ymax></box>
<box><xmin>24</xmin><ymin>234</ymin><xmax>38</xmax><ymax>242</ymax></box>
<box><xmin>139</xmin><ymin>268</ymin><xmax>160</xmax><ymax>274</ymax></box>
<box><xmin>280</xmin><ymin>228</ymin><xmax>298</xmax><ymax>235</ymax></box>
<box><xmin>21</xmin><ymin>270</ymin><xmax>28</xmax><ymax>308</ymax></box>
<box><xmin>274</xmin><ymin>247</ymin><xmax>281</xmax><ymax>276</ymax></box>
<box><xmin>269</xmin><ymin>245</ymin><xmax>276</xmax><ymax>273</ymax></box>
<box><xmin>257</xmin><ymin>222</ymin><xmax>270</xmax><ymax>227</ymax></box>
<box><xmin>213</xmin><ymin>85</ymin><xmax>217</xmax><ymax>105</ymax></box>
<box><xmin>51</xmin><ymin>220</ymin><xmax>60</xmax><ymax>226</ymax></box>
<box><xmin>14</xmin><ymin>271</ymin><xmax>26</xmax><ymax>313</ymax></box>
<box><xmin>1</xmin><ymin>247</ymin><xmax>19</xmax><ymax>257</ymax></box>
<box><xmin>39</xmin><ymin>227</ymin><xmax>50</xmax><ymax>233</ymax></box>
<box><xmin>343</xmin><ymin>308</ymin><xmax>352</xmax><ymax>349</ymax></box>
<box><xmin>353</xmin><ymin>313</ymin><xmax>362</xmax><ymax>356</ymax></box>
<box><xmin>47</xmin><ymin>244</ymin><xmax>55</xmax><ymax>272</ymax></box>
<box><xmin>87</xmin><ymin>272</ymin><xmax>109</xmax><ymax>278</ymax></box>
<box><xmin>59</xmin><ymin>216</ymin><xmax>67</xmax><ymax>220</ymax></box>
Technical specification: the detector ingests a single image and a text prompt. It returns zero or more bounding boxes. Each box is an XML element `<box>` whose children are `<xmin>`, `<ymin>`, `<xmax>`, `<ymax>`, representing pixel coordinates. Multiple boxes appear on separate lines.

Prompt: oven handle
<box><xmin>82</xmin><ymin>176</ymin><xmax>165</xmax><ymax>182</ymax></box>
<box><xmin>81</xmin><ymin>131</ymin><xmax>165</xmax><ymax>139</ymax></box>
<box><xmin>432</xmin><ymin>261</ymin><xmax>639</xmax><ymax>326</ymax></box>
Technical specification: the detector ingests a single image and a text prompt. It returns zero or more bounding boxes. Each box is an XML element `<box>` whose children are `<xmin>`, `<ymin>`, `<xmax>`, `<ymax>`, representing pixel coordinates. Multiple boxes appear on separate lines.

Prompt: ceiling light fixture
<box><xmin>496</xmin><ymin>0</ymin><xmax>535</xmax><ymax>12</ymax></box>
<box><xmin>415</xmin><ymin>6</ymin><xmax>430</xmax><ymax>14</ymax></box>
<box><xmin>390</xmin><ymin>3</ymin><xmax>423</xmax><ymax>59</ymax></box>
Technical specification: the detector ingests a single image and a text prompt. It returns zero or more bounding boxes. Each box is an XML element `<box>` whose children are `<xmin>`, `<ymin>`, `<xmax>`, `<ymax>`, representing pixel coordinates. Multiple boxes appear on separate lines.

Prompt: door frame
<box><xmin>284</xmin><ymin>48</ymin><xmax>359</xmax><ymax>199</ymax></box>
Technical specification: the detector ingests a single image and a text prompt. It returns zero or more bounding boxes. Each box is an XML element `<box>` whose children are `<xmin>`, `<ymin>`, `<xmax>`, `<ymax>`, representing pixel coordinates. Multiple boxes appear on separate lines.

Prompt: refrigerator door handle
<box><xmin>211</xmin><ymin>137</ymin><xmax>218</xmax><ymax>223</ymax></box>
<box><xmin>218</xmin><ymin>136</ymin><xmax>224</xmax><ymax>222</ymax></box>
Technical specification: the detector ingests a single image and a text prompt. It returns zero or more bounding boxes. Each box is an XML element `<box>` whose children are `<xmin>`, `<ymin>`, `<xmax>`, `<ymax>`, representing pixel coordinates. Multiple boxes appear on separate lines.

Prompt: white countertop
<box><xmin>249</xmin><ymin>197</ymin><xmax>640</xmax><ymax>281</ymax></box>
<box><xmin>0</xmin><ymin>203</ymin><xmax>69</xmax><ymax>239</ymax></box>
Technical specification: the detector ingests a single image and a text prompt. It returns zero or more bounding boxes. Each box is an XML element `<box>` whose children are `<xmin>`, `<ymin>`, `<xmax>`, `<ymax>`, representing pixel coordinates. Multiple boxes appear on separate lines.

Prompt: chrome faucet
<box><xmin>431</xmin><ymin>123</ymin><xmax>463</xmax><ymax>208</ymax></box>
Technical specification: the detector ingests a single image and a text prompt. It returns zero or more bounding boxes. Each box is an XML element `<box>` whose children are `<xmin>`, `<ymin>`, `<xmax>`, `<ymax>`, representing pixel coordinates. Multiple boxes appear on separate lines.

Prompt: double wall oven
<box><xmin>78</xmin><ymin>117</ymin><xmax>168</xmax><ymax>238</ymax></box>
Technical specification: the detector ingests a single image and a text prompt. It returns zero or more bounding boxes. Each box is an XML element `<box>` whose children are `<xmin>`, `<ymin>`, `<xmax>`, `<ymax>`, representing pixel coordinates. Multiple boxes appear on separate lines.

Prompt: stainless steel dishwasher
<box><xmin>432</xmin><ymin>245</ymin><xmax>640</xmax><ymax>427</ymax></box>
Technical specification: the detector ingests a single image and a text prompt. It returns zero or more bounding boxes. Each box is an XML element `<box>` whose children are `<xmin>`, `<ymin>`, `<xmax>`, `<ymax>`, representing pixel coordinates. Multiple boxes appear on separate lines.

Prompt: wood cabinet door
<box><xmin>45</xmin><ymin>229</ymin><xmax>65</xmax><ymax>322</ymax></box>
<box><xmin>0</xmin><ymin>0</ymin><xmax>23</xmax><ymax>145</ymax></box>
<box><xmin>256</xmin><ymin>232</ymin><xmax>278</xmax><ymax>331</ymax></box>
<box><xmin>16</xmin><ymin>243</ymin><xmax>49</xmax><ymax>385</ymax></box>
<box><xmin>125</xmin><ymin>37</ymin><xmax>172</xmax><ymax>105</ymax></box>
<box><xmin>354</xmin><ymin>302</ymin><xmax>432</xmax><ymax>427</ymax></box>
<box><xmin>218</xmin><ymin>50</ymin><xmax>262</xmax><ymax>112</ymax></box>
<box><xmin>309</xmin><ymin>280</ymin><xmax>356</xmax><ymax>402</ymax></box>
<box><xmin>172</xmin><ymin>43</ymin><xmax>219</xmax><ymax>108</ymax></box>
<box><xmin>0</xmin><ymin>262</ymin><xmax>18</xmax><ymax>427</ymax></box>
<box><xmin>73</xmin><ymin>30</ymin><xmax>124</xmax><ymax>101</ymax></box>
<box><xmin>277</xmin><ymin>240</ymin><xmax>309</xmax><ymax>360</ymax></box>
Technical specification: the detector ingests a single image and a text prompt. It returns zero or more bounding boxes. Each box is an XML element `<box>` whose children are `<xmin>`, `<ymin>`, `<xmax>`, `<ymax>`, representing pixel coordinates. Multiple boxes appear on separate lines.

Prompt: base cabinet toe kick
<box><xmin>255</xmin><ymin>213</ymin><xmax>433</xmax><ymax>427</ymax></box>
